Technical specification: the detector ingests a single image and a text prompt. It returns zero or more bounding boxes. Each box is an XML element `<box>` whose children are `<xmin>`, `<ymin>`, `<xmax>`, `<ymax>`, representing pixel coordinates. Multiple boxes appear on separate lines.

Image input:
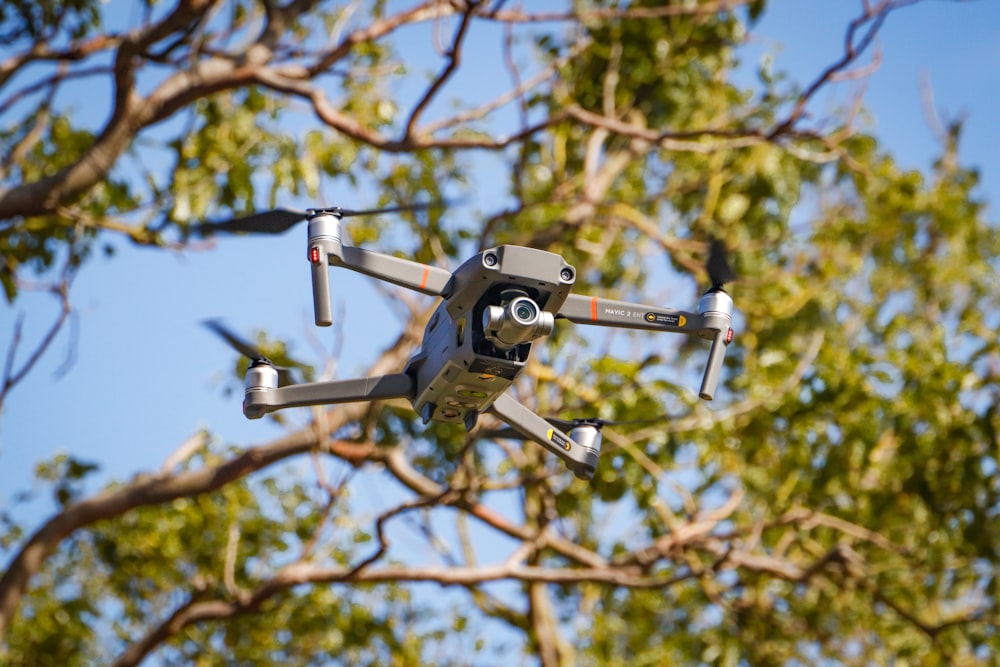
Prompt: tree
<box><xmin>2</xmin><ymin>0</ymin><xmax>998</xmax><ymax>664</ymax></box>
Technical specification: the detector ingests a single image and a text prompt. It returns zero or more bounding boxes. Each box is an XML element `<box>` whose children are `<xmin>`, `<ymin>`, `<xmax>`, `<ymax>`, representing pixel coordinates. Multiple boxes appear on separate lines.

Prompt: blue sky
<box><xmin>1</xmin><ymin>0</ymin><xmax>998</xmax><ymax>514</ymax></box>
<box><xmin>752</xmin><ymin>0</ymin><xmax>1000</xmax><ymax>199</ymax></box>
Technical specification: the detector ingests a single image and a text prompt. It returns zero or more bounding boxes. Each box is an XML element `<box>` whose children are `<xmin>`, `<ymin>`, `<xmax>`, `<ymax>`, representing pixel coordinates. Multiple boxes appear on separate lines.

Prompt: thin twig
<box><xmin>0</xmin><ymin>266</ymin><xmax>75</xmax><ymax>412</ymax></box>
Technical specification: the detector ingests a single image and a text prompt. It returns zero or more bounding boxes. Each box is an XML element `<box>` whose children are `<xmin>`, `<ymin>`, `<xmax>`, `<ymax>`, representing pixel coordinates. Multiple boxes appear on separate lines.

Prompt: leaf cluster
<box><xmin>2</xmin><ymin>1</ymin><xmax>999</xmax><ymax>664</ymax></box>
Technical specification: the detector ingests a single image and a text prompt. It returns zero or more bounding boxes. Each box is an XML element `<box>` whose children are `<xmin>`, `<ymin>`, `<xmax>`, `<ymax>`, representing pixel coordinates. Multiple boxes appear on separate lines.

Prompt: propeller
<box><xmin>482</xmin><ymin>415</ymin><xmax>670</xmax><ymax>440</ymax></box>
<box><xmin>195</xmin><ymin>201</ymin><xmax>446</xmax><ymax>236</ymax></box>
<box><xmin>203</xmin><ymin>319</ymin><xmax>307</xmax><ymax>386</ymax></box>
<box><xmin>706</xmin><ymin>238</ymin><xmax>735</xmax><ymax>290</ymax></box>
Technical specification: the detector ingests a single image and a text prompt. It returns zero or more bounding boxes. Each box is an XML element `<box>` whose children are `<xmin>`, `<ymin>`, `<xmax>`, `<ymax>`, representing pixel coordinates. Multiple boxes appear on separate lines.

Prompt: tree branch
<box><xmin>0</xmin><ymin>260</ymin><xmax>75</xmax><ymax>413</ymax></box>
<box><xmin>769</xmin><ymin>0</ymin><xmax>912</xmax><ymax>138</ymax></box>
<box><xmin>403</xmin><ymin>1</ymin><xmax>479</xmax><ymax>140</ymax></box>
<box><xmin>111</xmin><ymin>556</ymin><xmax>691</xmax><ymax>667</ymax></box>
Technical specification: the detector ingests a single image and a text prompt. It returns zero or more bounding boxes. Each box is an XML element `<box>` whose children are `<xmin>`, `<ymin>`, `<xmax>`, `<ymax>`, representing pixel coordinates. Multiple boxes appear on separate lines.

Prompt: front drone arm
<box><xmin>338</xmin><ymin>246</ymin><xmax>452</xmax><ymax>295</ymax></box>
<box><xmin>308</xmin><ymin>211</ymin><xmax>452</xmax><ymax>326</ymax></box>
<box><xmin>557</xmin><ymin>291</ymin><xmax>734</xmax><ymax>400</ymax></box>
<box><xmin>243</xmin><ymin>366</ymin><xmax>415</xmax><ymax>418</ymax></box>
<box><xmin>557</xmin><ymin>294</ymin><xmax>705</xmax><ymax>333</ymax></box>
<box><xmin>487</xmin><ymin>393</ymin><xmax>600</xmax><ymax>480</ymax></box>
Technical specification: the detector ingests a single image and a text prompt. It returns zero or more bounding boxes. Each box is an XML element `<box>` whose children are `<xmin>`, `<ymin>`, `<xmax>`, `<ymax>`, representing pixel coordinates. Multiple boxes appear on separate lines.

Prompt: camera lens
<box><xmin>511</xmin><ymin>298</ymin><xmax>537</xmax><ymax>323</ymax></box>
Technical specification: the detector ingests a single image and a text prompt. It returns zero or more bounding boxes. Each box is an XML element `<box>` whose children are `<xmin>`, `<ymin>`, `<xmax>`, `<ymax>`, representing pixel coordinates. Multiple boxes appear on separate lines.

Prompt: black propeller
<box><xmin>203</xmin><ymin>319</ymin><xmax>306</xmax><ymax>386</ymax></box>
<box><xmin>195</xmin><ymin>201</ymin><xmax>445</xmax><ymax>236</ymax></box>
<box><xmin>482</xmin><ymin>415</ymin><xmax>670</xmax><ymax>440</ymax></box>
<box><xmin>706</xmin><ymin>238</ymin><xmax>735</xmax><ymax>290</ymax></box>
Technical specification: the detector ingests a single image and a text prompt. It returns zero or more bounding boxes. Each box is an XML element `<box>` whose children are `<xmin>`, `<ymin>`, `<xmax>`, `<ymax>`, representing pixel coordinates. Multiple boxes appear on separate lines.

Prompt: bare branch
<box><xmin>110</xmin><ymin>480</ymin><xmax>930</xmax><ymax>667</ymax></box>
<box><xmin>565</xmin><ymin>104</ymin><xmax>768</xmax><ymax>154</ymax></box>
<box><xmin>0</xmin><ymin>33</ymin><xmax>122</xmax><ymax>90</ymax></box>
<box><xmin>0</xmin><ymin>427</ymin><xmax>320</xmax><ymax>638</ymax></box>
<box><xmin>635</xmin><ymin>329</ymin><xmax>826</xmax><ymax>438</ymax></box>
<box><xmin>223</xmin><ymin>523</ymin><xmax>249</xmax><ymax>603</ymax></box>
<box><xmin>474</xmin><ymin>0</ymin><xmax>755</xmax><ymax>24</ymax></box>
<box><xmin>404</xmin><ymin>2</ymin><xmax>478</xmax><ymax>139</ymax></box>
<box><xmin>0</xmin><ymin>310</ymin><xmax>428</xmax><ymax>639</ymax></box>
<box><xmin>0</xmin><ymin>265</ymin><xmax>74</xmax><ymax>413</ymax></box>
<box><xmin>0</xmin><ymin>0</ymin><xmax>221</xmax><ymax>220</ymax></box>
<box><xmin>159</xmin><ymin>431</ymin><xmax>211</xmax><ymax>473</ymax></box>
<box><xmin>769</xmin><ymin>0</ymin><xmax>913</xmax><ymax>138</ymax></box>
<box><xmin>112</xmin><ymin>554</ymin><xmax>693</xmax><ymax>667</ymax></box>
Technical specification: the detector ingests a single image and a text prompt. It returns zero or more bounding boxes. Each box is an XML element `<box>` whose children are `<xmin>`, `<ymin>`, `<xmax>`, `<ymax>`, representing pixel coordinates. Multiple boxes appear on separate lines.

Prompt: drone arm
<box><xmin>699</xmin><ymin>327</ymin><xmax>730</xmax><ymax>400</ymax></box>
<box><xmin>557</xmin><ymin>294</ymin><xmax>706</xmax><ymax>334</ymax></box>
<box><xmin>487</xmin><ymin>393</ymin><xmax>600</xmax><ymax>480</ymax></box>
<box><xmin>558</xmin><ymin>291</ymin><xmax>735</xmax><ymax>401</ymax></box>
<box><xmin>311</xmin><ymin>246</ymin><xmax>450</xmax><ymax>326</ymax></box>
<box><xmin>308</xmin><ymin>210</ymin><xmax>451</xmax><ymax>326</ymax></box>
<box><xmin>244</xmin><ymin>372</ymin><xmax>414</xmax><ymax>418</ymax></box>
<box><xmin>334</xmin><ymin>246</ymin><xmax>452</xmax><ymax>297</ymax></box>
<box><xmin>311</xmin><ymin>259</ymin><xmax>334</xmax><ymax>326</ymax></box>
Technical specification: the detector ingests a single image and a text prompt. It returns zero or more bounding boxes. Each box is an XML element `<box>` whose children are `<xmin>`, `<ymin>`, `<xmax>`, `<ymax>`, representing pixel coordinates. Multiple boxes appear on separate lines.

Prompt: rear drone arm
<box><xmin>242</xmin><ymin>365</ymin><xmax>415</xmax><ymax>418</ymax></box>
<box><xmin>307</xmin><ymin>211</ymin><xmax>452</xmax><ymax>325</ymax></box>
<box><xmin>557</xmin><ymin>291</ymin><xmax>734</xmax><ymax>400</ymax></box>
<box><xmin>487</xmin><ymin>393</ymin><xmax>601</xmax><ymax>480</ymax></box>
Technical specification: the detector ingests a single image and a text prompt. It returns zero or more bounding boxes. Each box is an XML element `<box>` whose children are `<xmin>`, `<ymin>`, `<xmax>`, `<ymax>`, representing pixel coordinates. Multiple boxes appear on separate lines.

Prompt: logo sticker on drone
<box><xmin>547</xmin><ymin>429</ymin><xmax>573</xmax><ymax>452</ymax></box>
<box><xmin>604</xmin><ymin>307</ymin><xmax>644</xmax><ymax>318</ymax></box>
<box><xmin>645</xmin><ymin>312</ymin><xmax>686</xmax><ymax>327</ymax></box>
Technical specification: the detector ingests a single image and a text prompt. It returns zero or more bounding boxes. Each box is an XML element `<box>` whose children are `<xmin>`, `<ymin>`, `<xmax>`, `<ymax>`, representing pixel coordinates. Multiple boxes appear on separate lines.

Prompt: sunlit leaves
<box><xmin>0</xmin><ymin>111</ymin><xmax>135</xmax><ymax>301</ymax></box>
<box><xmin>34</xmin><ymin>451</ymin><xmax>100</xmax><ymax>507</ymax></box>
<box><xmin>2</xmin><ymin>0</ymin><xmax>999</xmax><ymax>664</ymax></box>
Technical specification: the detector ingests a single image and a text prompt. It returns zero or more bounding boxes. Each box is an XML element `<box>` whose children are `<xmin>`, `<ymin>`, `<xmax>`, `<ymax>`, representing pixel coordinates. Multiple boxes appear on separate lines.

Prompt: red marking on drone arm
<box><xmin>419</xmin><ymin>266</ymin><xmax>430</xmax><ymax>290</ymax></box>
<box><xmin>590</xmin><ymin>297</ymin><xmax>598</xmax><ymax>321</ymax></box>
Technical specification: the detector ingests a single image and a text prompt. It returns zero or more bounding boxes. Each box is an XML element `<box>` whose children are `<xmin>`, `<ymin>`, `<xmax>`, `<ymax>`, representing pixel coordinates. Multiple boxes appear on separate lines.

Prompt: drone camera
<box><xmin>512</xmin><ymin>298</ymin><xmax>537</xmax><ymax>322</ymax></box>
<box><xmin>483</xmin><ymin>296</ymin><xmax>554</xmax><ymax>348</ymax></box>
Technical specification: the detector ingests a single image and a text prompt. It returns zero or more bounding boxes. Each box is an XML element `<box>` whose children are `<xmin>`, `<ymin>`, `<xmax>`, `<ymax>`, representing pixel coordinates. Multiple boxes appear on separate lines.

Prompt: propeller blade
<box><xmin>482</xmin><ymin>415</ymin><xmax>669</xmax><ymax>440</ymax></box>
<box><xmin>338</xmin><ymin>201</ymin><xmax>441</xmax><ymax>218</ymax></box>
<box><xmin>197</xmin><ymin>208</ymin><xmax>310</xmax><ymax>235</ymax></box>
<box><xmin>203</xmin><ymin>319</ymin><xmax>268</xmax><ymax>360</ymax></box>
<box><xmin>481</xmin><ymin>426</ymin><xmax>531</xmax><ymax>441</ymax></box>
<box><xmin>195</xmin><ymin>200</ymin><xmax>449</xmax><ymax>236</ymax></box>
<box><xmin>203</xmin><ymin>319</ymin><xmax>297</xmax><ymax>386</ymax></box>
<box><xmin>706</xmin><ymin>238</ymin><xmax>735</xmax><ymax>289</ymax></box>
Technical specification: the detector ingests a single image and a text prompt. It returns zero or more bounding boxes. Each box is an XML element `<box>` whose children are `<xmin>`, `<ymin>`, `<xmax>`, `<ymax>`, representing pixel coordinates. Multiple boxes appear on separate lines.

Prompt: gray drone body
<box><xmin>211</xmin><ymin>208</ymin><xmax>734</xmax><ymax>481</ymax></box>
<box><xmin>406</xmin><ymin>244</ymin><xmax>575</xmax><ymax>426</ymax></box>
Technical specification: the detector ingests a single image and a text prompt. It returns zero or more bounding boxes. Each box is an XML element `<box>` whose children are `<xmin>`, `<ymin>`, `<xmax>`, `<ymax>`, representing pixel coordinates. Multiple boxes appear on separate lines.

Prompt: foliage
<box><xmin>1</xmin><ymin>1</ymin><xmax>998</xmax><ymax>665</ymax></box>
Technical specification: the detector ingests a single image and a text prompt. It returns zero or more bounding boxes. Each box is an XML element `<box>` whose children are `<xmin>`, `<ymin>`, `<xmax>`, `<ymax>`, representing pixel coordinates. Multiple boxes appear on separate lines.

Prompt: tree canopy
<box><xmin>1</xmin><ymin>0</ymin><xmax>998</xmax><ymax>665</ymax></box>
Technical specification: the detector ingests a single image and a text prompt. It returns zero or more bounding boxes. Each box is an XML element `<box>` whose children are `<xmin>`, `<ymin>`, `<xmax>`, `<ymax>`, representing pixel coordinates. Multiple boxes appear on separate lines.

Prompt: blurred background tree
<box><xmin>1</xmin><ymin>0</ymin><xmax>998</xmax><ymax>665</ymax></box>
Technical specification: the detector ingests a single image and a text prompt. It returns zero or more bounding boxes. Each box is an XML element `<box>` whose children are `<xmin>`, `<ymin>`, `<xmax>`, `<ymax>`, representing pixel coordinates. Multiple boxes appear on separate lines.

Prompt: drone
<box><xmin>201</xmin><ymin>204</ymin><xmax>735</xmax><ymax>481</ymax></box>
